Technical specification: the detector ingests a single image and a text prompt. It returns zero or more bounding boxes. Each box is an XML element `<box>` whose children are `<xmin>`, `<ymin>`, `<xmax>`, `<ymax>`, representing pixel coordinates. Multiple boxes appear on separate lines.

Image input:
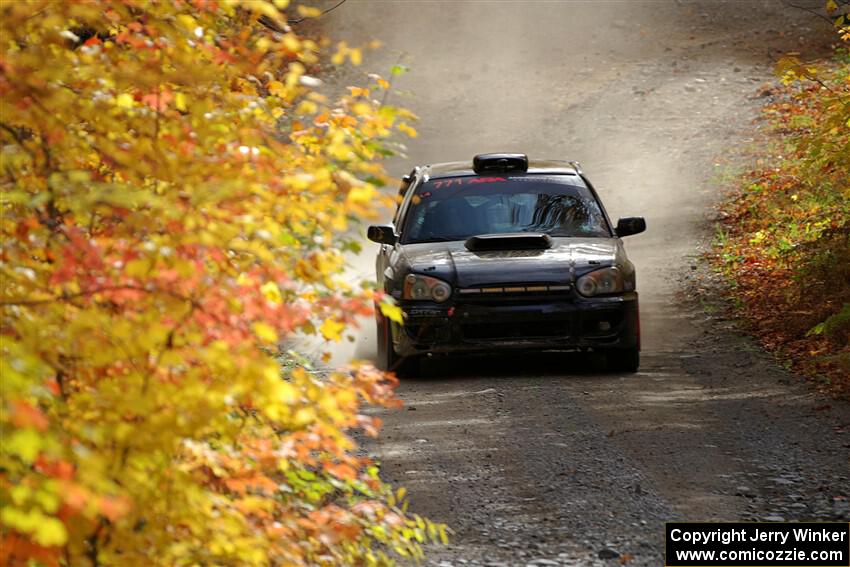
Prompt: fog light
<box><xmin>598</xmin><ymin>321</ymin><xmax>611</xmax><ymax>331</ymax></box>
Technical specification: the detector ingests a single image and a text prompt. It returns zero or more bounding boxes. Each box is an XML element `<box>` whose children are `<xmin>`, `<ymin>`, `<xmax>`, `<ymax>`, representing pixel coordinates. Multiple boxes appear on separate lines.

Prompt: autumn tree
<box><xmin>714</xmin><ymin>9</ymin><xmax>850</xmax><ymax>392</ymax></box>
<box><xmin>0</xmin><ymin>1</ymin><xmax>441</xmax><ymax>565</ymax></box>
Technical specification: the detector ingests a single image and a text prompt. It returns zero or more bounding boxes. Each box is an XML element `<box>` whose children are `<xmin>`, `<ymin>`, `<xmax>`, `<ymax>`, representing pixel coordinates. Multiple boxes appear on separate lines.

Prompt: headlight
<box><xmin>576</xmin><ymin>267</ymin><xmax>625</xmax><ymax>297</ymax></box>
<box><xmin>403</xmin><ymin>274</ymin><xmax>452</xmax><ymax>302</ymax></box>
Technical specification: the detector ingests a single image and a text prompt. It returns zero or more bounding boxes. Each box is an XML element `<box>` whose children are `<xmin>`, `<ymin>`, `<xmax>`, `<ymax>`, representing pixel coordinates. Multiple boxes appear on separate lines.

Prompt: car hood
<box><xmin>397</xmin><ymin>237</ymin><xmax>623</xmax><ymax>288</ymax></box>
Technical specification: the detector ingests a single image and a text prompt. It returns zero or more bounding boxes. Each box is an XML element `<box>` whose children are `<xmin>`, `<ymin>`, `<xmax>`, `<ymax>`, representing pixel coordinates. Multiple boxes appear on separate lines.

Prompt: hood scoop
<box><xmin>464</xmin><ymin>232</ymin><xmax>553</xmax><ymax>252</ymax></box>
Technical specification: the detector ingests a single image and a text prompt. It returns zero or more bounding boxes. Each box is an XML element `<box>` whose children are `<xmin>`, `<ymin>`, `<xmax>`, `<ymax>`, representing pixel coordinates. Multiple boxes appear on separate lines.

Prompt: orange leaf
<box><xmin>10</xmin><ymin>400</ymin><xmax>49</xmax><ymax>431</ymax></box>
<box><xmin>325</xmin><ymin>462</ymin><xmax>357</xmax><ymax>481</ymax></box>
<box><xmin>141</xmin><ymin>89</ymin><xmax>174</xmax><ymax>112</ymax></box>
<box><xmin>98</xmin><ymin>496</ymin><xmax>131</xmax><ymax>521</ymax></box>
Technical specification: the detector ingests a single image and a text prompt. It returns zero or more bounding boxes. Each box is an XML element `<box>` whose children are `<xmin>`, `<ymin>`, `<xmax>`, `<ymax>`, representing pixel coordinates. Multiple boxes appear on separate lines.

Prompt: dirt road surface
<box><xmin>321</xmin><ymin>2</ymin><xmax>850</xmax><ymax>565</ymax></box>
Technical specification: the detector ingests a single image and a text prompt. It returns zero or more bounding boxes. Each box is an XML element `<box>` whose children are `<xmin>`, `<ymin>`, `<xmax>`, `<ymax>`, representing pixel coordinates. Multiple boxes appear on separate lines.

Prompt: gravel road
<box><xmin>320</xmin><ymin>1</ymin><xmax>850</xmax><ymax>565</ymax></box>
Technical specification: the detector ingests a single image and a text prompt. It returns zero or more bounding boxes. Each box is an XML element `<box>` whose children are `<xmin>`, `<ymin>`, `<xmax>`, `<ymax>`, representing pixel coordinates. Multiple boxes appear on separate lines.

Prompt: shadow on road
<box><xmin>417</xmin><ymin>351</ymin><xmax>625</xmax><ymax>381</ymax></box>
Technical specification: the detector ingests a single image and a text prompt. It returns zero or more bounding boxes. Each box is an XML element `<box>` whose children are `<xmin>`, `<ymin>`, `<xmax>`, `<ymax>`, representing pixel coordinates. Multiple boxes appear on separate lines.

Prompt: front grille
<box><xmin>458</xmin><ymin>284</ymin><xmax>571</xmax><ymax>295</ymax></box>
<box><xmin>457</xmin><ymin>283</ymin><xmax>573</xmax><ymax>306</ymax></box>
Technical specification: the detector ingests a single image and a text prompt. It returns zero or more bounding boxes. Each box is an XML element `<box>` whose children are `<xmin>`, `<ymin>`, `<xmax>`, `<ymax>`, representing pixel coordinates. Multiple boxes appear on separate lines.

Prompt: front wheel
<box><xmin>604</xmin><ymin>347</ymin><xmax>640</xmax><ymax>373</ymax></box>
<box><xmin>376</xmin><ymin>316</ymin><xmax>420</xmax><ymax>378</ymax></box>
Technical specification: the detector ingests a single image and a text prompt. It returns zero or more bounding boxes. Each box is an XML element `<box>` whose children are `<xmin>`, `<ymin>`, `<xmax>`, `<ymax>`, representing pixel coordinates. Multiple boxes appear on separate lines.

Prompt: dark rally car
<box><xmin>367</xmin><ymin>153</ymin><xmax>646</xmax><ymax>376</ymax></box>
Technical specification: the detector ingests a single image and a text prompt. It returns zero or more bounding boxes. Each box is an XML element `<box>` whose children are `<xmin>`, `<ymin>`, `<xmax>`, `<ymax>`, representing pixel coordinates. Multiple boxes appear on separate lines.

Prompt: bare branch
<box><xmin>259</xmin><ymin>0</ymin><xmax>349</xmax><ymax>29</ymax></box>
<box><xmin>783</xmin><ymin>1</ymin><xmax>835</xmax><ymax>24</ymax></box>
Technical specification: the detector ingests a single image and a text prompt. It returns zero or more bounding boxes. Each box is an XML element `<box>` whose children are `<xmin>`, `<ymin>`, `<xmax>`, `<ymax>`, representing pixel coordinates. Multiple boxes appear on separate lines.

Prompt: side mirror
<box><xmin>367</xmin><ymin>224</ymin><xmax>397</xmax><ymax>245</ymax></box>
<box><xmin>615</xmin><ymin>217</ymin><xmax>646</xmax><ymax>237</ymax></box>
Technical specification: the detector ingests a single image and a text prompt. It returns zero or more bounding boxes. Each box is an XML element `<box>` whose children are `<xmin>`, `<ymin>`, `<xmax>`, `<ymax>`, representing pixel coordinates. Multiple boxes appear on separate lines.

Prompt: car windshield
<box><xmin>400</xmin><ymin>174</ymin><xmax>611</xmax><ymax>244</ymax></box>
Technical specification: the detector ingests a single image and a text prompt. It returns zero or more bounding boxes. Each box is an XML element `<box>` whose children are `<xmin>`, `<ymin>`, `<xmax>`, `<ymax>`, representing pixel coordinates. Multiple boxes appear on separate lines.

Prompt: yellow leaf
<box><xmin>253</xmin><ymin>322</ymin><xmax>278</xmax><ymax>343</ymax></box>
<box><xmin>293</xmin><ymin>406</ymin><xmax>316</xmax><ymax>426</ymax></box>
<box><xmin>320</xmin><ymin>318</ymin><xmax>345</xmax><ymax>341</ymax></box>
<box><xmin>175</xmin><ymin>92</ymin><xmax>187</xmax><ymax>112</ymax></box>
<box><xmin>397</xmin><ymin>123</ymin><xmax>418</xmax><ymax>138</ymax></box>
<box><xmin>7</xmin><ymin>428</ymin><xmax>42</xmax><ymax>464</ymax></box>
<box><xmin>125</xmin><ymin>258</ymin><xmax>151</xmax><ymax>278</ymax></box>
<box><xmin>272</xmin><ymin>379</ymin><xmax>298</xmax><ymax>405</ymax></box>
<box><xmin>115</xmin><ymin>93</ymin><xmax>134</xmax><ymax>108</ymax></box>
<box><xmin>380</xmin><ymin>300</ymin><xmax>403</xmax><ymax>324</ymax></box>
<box><xmin>2</xmin><ymin>507</ymin><xmax>67</xmax><ymax>546</ymax></box>
<box><xmin>283</xmin><ymin>34</ymin><xmax>300</xmax><ymax>53</ymax></box>
<box><xmin>347</xmin><ymin>184</ymin><xmax>375</xmax><ymax>204</ymax></box>
<box><xmin>176</xmin><ymin>14</ymin><xmax>197</xmax><ymax>31</ymax></box>
<box><xmin>34</xmin><ymin>517</ymin><xmax>68</xmax><ymax>547</ymax></box>
<box><xmin>352</xmin><ymin>102</ymin><xmax>372</xmax><ymax>116</ymax></box>
<box><xmin>268</xmin><ymin>80</ymin><xmax>286</xmax><ymax>98</ymax></box>
<box><xmin>261</xmin><ymin>281</ymin><xmax>282</xmax><ymax>304</ymax></box>
<box><xmin>68</xmin><ymin>170</ymin><xmax>90</xmax><ymax>183</ymax></box>
<box><xmin>296</xmin><ymin>5</ymin><xmax>322</xmax><ymax>17</ymax></box>
<box><xmin>296</xmin><ymin>100</ymin><xmax>317</xmax><ymax>114</ymax></box>
<box><xmin>349</xmin><ymin>48</ymin><xmax>362</xmax><ymax>66</ymax></box>
<box><xmin>331</xmin><ymin>42</ymin><xmax>348</xmax><ymax>66</ymax></box>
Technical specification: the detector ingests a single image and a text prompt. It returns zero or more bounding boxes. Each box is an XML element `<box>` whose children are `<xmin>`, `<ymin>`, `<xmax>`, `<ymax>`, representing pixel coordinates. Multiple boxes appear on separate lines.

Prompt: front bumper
<box><xmin>391</xmin><ymin>291</ymin><xmax>639</xmax><ymax>357</ymax></box>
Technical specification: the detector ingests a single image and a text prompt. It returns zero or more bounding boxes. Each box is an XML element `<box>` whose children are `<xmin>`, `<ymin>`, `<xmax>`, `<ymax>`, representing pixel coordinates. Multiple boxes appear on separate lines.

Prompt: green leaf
<box><xmin>807</xmin><ymin>322</ymin><xmax>826</xmax><ymax>336</ymax></box>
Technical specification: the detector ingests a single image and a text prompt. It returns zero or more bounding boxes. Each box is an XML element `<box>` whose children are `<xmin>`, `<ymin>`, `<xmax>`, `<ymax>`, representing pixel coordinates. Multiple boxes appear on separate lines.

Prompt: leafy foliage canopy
<box><xmin>0</xmin><ymin>1</ymin><xmax>440</xmax><ymax>564</ymax></box>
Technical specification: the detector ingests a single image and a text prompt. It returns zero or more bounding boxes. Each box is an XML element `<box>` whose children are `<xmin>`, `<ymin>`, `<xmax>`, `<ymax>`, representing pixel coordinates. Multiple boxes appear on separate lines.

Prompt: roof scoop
<box><xmin>465</xmin><ymin>232</ymin><xmax>553</xmax><ymax>251</ymax></box>
<box><xmin>472</xmin><ymin>153</ymin><xmax>528</xmax><ymax>173</ymax></box>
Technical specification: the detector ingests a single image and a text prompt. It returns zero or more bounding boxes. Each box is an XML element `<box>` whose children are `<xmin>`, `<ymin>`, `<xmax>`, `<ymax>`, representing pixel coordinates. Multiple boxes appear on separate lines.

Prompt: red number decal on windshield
<box><xmin>431</xmin><ymin>179</ymin><xmax>464</xmax><ymax>189</ymax></box>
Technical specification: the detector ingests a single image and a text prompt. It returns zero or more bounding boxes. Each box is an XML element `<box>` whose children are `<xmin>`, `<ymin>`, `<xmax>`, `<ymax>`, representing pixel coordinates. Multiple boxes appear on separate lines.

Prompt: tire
<box><xmin>375</xmin><ymin>314</ymin><xmax>392</xmax><ymax>370</ymax></box>
<box><xmin>394</xmin><ymin>356</ymin><xmax>421</xmax><ymax>379</ymax></box>
<box><xmin>605</xmin><ymin>347</ymin><xmax>640</xmax><ymax>373</ymax></box>
<box><xmin>376</xmin><ymin>315</ymin><xmax>420</xmax><ymax>378</ymax></box>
